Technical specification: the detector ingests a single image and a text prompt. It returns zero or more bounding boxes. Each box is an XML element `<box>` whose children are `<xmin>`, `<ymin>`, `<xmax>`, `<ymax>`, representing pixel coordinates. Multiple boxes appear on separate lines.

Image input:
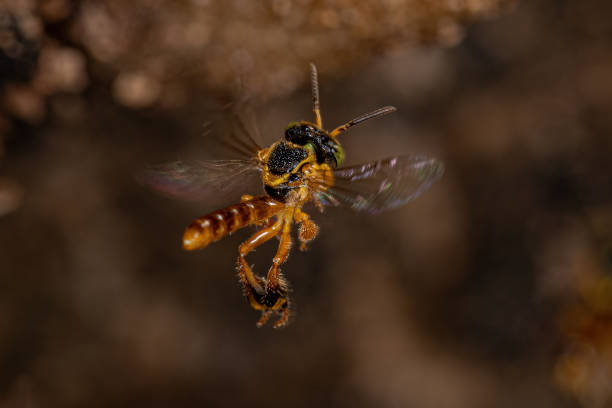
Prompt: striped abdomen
<box><xmin>182</xmin><ymin>196</ymin><xmax>284</xmax><ymax>250</ymax></box>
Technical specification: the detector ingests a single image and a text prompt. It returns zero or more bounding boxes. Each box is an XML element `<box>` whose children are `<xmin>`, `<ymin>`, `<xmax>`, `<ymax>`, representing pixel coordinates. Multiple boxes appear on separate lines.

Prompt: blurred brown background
<box><xmin>2</xmin><ymin>0</ymin><xmax>612</xmax><ymax>407</ymax></box>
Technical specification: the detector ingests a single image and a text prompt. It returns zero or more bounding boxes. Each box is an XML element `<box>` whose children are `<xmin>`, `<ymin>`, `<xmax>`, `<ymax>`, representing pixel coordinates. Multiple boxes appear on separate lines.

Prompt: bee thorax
<box><xmin>267</xmin><ymin>142</ymin><xmax>308</xmax><ymax>175</ymax></box>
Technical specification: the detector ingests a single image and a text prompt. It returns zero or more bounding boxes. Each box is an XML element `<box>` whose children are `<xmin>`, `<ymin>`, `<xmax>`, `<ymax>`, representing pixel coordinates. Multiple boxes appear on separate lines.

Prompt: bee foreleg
<box><xmin>295</xmin><ymin>209</ymin><xmax>318</xmax><ymax>251</ymax></box>
<box><xmin>237</xmin><ymin>219</ymin><xmax>283</xmax><ymax>317</ymax></box>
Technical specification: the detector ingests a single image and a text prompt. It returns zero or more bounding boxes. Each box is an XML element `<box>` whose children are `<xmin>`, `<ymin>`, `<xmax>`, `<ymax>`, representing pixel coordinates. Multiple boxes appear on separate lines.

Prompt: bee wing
<box><xmin>196</xmin><ymin>101</ymin><xmax>265</xmax><ymax>162</ymax></box>
<box><xmin>139</xmin><ymin>158</ymin><xmax>263</xmax><ymax>202</ymax></box>
<box><xmin>211</xmin><ymin>103</ymin><xmax>265</xmax><ymax>160</ymax></box>
<box><xmin>312</xmin><ymin>155</ymin><xmax>444</xmax><ymax>214</ymax></box>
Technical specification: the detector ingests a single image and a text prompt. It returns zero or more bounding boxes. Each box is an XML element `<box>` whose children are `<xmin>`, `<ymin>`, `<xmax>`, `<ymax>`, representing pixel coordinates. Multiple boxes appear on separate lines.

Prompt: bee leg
<box><xmin>237</xmin><ymin>219</ymin><xmax>283</xmax><ymax>324</ymax></box>
<box><xmin>264</xmin><ymin>219</ymin><xmax>293</xmax><ymax>328</ymax></box>
<box><xmin>256</xmin><ymin>310</ymin><xmax>273</xmax><ymax>328</ymax></box>
<box><xmin>274</xmin><ymin>298</ymin><xmax>291</xmax><ymax>329</ymax></box>
<box><xmin>295</xmin><ymin>209</ymin><xmax>319</xmax><ymax>251</ymax></box>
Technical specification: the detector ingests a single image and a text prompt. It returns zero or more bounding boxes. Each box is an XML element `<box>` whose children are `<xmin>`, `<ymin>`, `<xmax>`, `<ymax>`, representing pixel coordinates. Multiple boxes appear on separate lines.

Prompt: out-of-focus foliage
<box><xmin>1</xmin><ymin>0</ymin><xmax>612</xmax><ymax>407</ymax></box>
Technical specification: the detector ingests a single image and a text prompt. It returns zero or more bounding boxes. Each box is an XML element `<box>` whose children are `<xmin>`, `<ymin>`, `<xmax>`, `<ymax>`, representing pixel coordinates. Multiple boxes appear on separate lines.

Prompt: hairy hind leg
<box><xmin>237</xmin><ymin>219</ymin><xmax>283</xmax><ymax>327</ymax></box>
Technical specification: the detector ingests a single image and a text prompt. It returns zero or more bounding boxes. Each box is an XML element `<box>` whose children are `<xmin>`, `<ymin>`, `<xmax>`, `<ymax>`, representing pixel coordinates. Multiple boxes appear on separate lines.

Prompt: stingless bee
<box><xmin>147</xmin><ymin>64</ymin><xmax>444</xmax><ymax>328</ymax></box>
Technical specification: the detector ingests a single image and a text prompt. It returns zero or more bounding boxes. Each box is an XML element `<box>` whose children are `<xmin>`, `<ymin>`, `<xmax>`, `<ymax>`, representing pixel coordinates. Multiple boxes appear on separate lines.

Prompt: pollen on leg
<box><xmin>295</xmin><ymin>209</ymin><xmax>319</xmax><ymax>251</ymax></box>
<box><xmin>298</xmin><ymin>219</ymin><xmax>319</xmax><ymax>250</ymax></box>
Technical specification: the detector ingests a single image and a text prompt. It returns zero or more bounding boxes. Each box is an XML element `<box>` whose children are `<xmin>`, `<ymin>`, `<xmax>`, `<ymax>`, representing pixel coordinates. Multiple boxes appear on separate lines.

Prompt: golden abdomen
<box><xmin>182</xmin><ymin>196</ymin><xmax>283</xmax><ymax>250</ymax></box>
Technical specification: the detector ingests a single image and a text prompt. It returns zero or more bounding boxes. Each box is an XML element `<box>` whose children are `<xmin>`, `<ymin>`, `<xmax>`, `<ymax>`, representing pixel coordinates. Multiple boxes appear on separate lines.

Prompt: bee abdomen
<box><xmin>182</xmin><ymin>196</ymin><xmax>283</xmax><ymax>250</ymax></box>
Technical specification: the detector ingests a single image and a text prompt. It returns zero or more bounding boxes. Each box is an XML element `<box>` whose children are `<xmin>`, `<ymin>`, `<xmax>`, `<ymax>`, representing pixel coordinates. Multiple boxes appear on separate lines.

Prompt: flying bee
<box><xmin>145</xmin><ymin>64</ymin><xmax>444</xmax><ymax>328</ymax></box>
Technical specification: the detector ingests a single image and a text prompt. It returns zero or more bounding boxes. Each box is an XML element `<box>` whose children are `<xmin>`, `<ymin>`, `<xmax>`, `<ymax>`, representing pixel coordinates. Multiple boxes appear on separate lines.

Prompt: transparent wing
<box><xmin>139</xmin><ymin>158</ymin><xmax>262</xmax><ymax>202</ymax></box>
<box><xmin>201</xmin><ymin>102</ymin><xmax>264</xmax><ymax>161</ymax></box>
<box><xmin>211</xmin><ymin>105</ymin><xmax>264</xmax><ymax>160</ymax></box>
<box><xmin>313</xmin><ymin>156</ymin><xmax>444</xmax><ymax>214</ymax></box>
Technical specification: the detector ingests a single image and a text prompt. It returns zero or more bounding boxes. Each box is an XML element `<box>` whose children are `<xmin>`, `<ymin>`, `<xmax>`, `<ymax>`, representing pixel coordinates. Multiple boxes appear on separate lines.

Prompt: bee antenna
<box><xmin>329</xmin><ymin>106</ymin><xmax>397</xmax><ymax>138</ymax></box>
<box><xmin>310</xmin><ymin>63</ymin><xmax>323</xmax><ymax>128</ymax></box>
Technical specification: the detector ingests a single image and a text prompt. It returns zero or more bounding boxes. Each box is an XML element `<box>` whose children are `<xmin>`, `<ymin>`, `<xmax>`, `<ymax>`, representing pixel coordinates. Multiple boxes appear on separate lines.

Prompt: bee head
<box><xmin>284</xmin><ymin>122</ymin><xmax>317</xmax><ymax>143</ymax></box>
<box><xmin>284</xmin><ymin>121</ymin><xmax>344</xmax><ymax>168</ymax></box>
